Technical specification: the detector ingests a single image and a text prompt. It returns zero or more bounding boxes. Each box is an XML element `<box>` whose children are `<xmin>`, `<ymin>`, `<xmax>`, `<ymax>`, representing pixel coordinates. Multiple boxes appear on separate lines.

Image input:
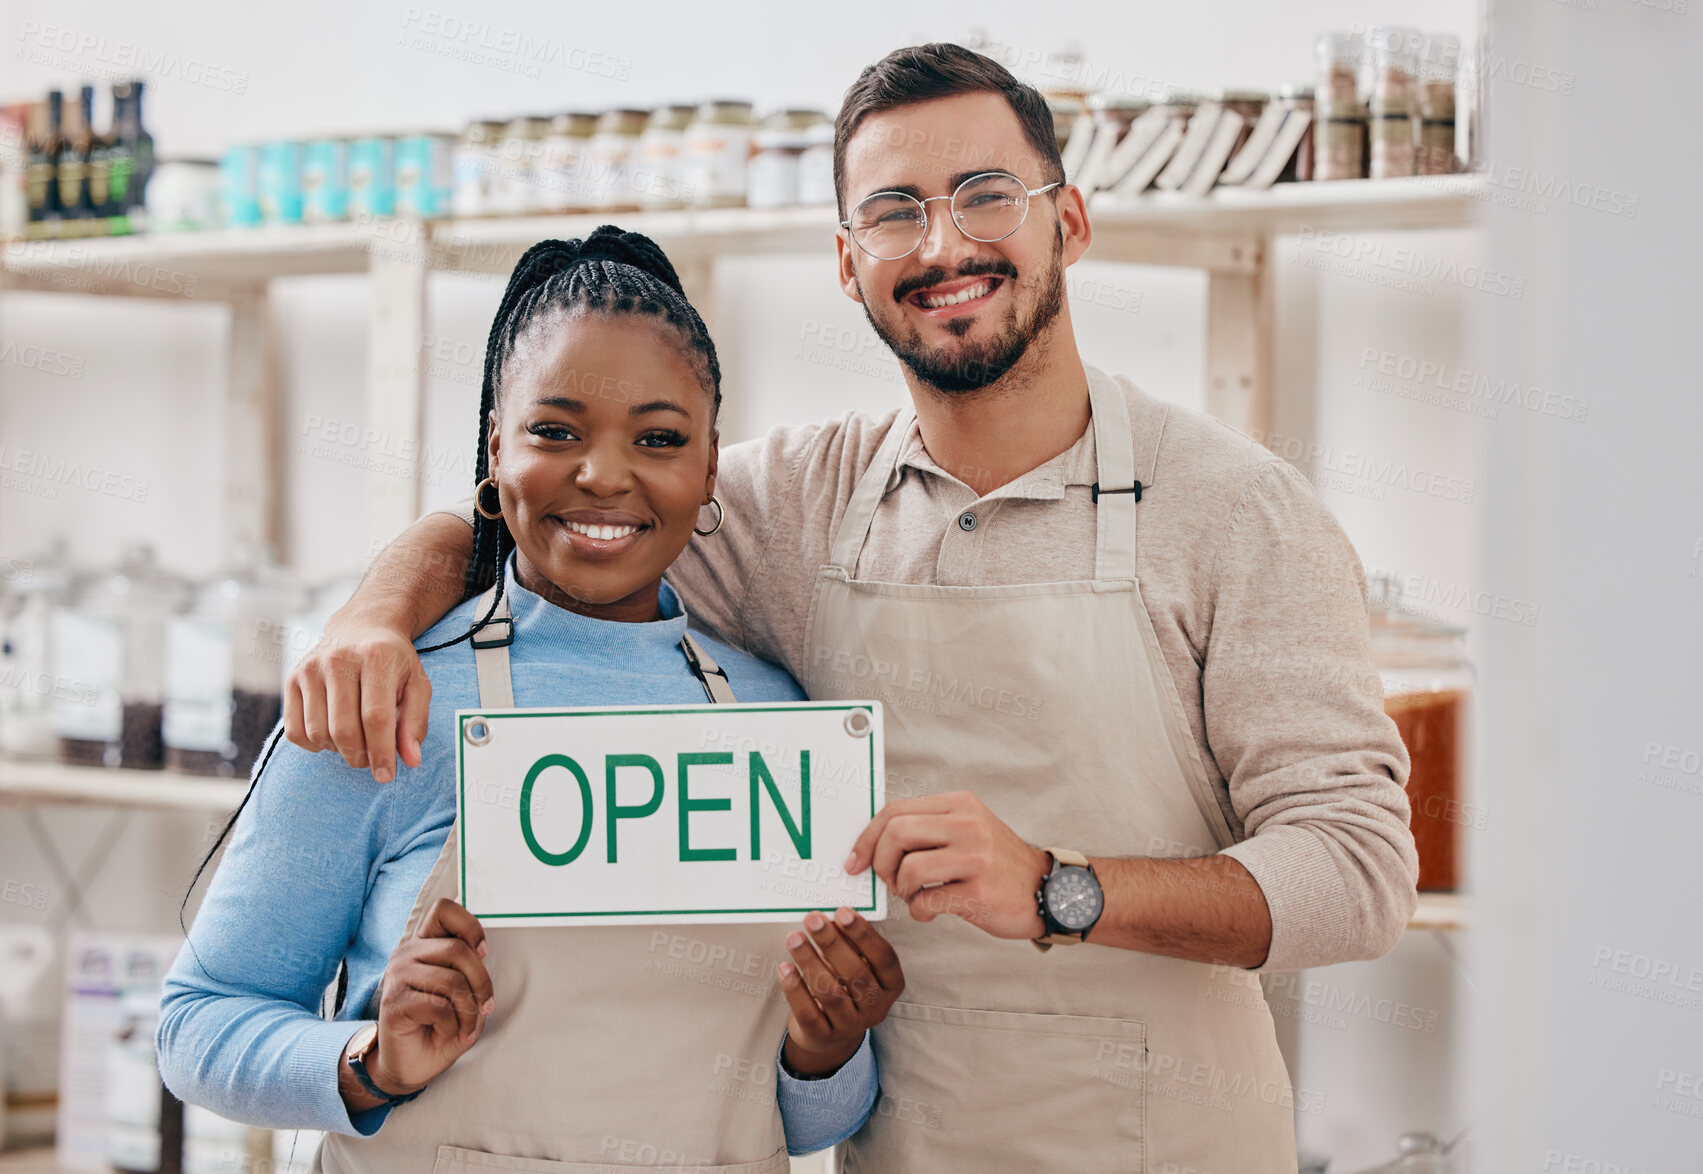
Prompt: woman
<box><xmin>159</xmin><ymin>228</ymin><xmax>902</xmax><ymax>1172</ymax></box>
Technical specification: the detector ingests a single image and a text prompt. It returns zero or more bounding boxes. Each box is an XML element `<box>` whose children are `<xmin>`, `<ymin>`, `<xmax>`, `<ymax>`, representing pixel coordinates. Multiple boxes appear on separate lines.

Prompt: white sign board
<box><xmin>455</xmin><ymin>701</ymin><xmax>885</xmax><ymax>926</ymax></box>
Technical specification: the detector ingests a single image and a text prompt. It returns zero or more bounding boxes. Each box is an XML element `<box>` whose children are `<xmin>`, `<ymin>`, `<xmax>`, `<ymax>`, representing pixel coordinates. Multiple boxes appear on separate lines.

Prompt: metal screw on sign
<box><xmin>464</xmin><ymin>718</ymin><xmax>493</xmax><ymax>746</ymax></box>
<box><xmin>843</xmin><ymin>709</ymin><xmax>872</xmax><ymax>738</ymax></box>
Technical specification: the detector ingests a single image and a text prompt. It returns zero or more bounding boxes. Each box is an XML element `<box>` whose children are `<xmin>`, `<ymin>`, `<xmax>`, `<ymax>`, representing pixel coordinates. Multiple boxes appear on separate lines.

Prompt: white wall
<box><xmin>1475</xmin><ymin>2</ymin><xmax>1703</xmax><ymax>1171</ymax></box>
<box><xmin>2</xmin><ymin>1</ymin><xmax>1502</xmax><ymax>1169</ymax></box>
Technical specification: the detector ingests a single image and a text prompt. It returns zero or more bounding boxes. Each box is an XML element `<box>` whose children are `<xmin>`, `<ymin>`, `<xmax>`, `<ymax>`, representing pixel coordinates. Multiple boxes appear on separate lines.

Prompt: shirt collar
<box><xmin>884</xmin><ymin>398</ymin><xmax>1100</xmax><ymax>502</ymax></box>
<box><xmin>499</xmin><ymin>554</ymin><xmax>691</xmax><ymax>654</ymax></box>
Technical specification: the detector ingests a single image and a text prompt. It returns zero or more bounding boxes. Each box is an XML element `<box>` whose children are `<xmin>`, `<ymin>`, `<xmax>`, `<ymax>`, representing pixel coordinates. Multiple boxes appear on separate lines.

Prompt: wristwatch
<box><xmin>345</xmin><ymin>1023</ymin><xmax>427</xmax><ymax>1106</ymax></box>
<box><xmin>1032</xmin><ymin>848</ymin><xmax>1104</xmax><ymax>953</ymax></box>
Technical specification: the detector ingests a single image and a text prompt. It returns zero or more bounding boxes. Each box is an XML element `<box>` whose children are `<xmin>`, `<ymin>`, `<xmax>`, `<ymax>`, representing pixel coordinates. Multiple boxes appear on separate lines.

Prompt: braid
<box><xmin>416</xmin><ymin>225</ymin><xmax>720</xmax><ymax>656</ymax></box>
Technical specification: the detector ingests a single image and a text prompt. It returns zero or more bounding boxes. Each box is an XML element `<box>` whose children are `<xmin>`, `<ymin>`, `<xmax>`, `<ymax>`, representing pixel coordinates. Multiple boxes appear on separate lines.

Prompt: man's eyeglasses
<box><xmin>841</xmin><ymin>171</ymin><xmax>1062</xmax><ymax>262</ymax></box>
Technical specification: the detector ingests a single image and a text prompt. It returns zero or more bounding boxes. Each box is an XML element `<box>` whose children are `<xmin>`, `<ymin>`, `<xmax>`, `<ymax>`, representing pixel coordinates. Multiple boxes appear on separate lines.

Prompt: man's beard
<box><xmin>858</xmin><ymin>230</ymin><xmax>1067</xmax><ymax>395</ymax></box>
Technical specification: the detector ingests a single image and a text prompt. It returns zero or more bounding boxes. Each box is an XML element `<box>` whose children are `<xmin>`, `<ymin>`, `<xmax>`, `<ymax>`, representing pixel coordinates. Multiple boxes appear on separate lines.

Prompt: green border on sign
<box><xmin>456</xmin><ymin>702</ymin><xmax>881</xmax><ymax>919</ymax></box>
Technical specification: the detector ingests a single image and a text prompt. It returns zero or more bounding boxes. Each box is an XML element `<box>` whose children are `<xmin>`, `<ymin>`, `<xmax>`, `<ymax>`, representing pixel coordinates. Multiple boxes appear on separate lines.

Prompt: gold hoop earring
<box><xmin>694</xmin><ymin>496</ymin><xmax>724</xmax><ymax>537</ymax></box>
<box><xmin>474</xmin><ymin>476</ymin><xmax>504</xmax><ymax>520</ymax></box>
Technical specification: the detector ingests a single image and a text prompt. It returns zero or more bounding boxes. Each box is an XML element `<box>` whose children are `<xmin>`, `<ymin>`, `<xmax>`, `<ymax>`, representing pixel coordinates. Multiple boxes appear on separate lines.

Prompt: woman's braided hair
<box><xmin>180</xmin><ymin>228</ymin><xmax>722</xmax><ymax>957</ymax></box>
<box><xmin>417</xmin><ymin>224</ymin><xmax>722</xmax><ymax>655</ymax></box>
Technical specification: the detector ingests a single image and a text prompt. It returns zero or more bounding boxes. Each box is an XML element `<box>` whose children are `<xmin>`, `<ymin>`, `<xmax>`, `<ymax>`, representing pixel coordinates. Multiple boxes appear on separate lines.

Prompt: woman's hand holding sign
<box><xmin>353</xmin><ymin>898</ymin><xmax>495</xmax><ymax>1105</ymax></box>
<box><xmin>778</xmin><ymin>907</ymin><xmax>904</xmax><ymax>1078</ymax></box>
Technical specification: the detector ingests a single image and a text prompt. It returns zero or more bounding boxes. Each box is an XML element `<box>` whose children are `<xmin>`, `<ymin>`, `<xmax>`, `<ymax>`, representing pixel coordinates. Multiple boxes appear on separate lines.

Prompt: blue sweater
<box><xmin>158</xmin><ymin>565</ymin><xmax>876</xmax><ymax>1155</ymax></box>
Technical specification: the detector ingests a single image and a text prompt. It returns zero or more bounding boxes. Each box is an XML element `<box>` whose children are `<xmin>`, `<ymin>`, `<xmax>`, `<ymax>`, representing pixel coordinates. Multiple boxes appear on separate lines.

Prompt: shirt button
<box><xmin>958</xmin><ymin>511</ymin><xmax>978</xmax><ymax>532</ymax></box>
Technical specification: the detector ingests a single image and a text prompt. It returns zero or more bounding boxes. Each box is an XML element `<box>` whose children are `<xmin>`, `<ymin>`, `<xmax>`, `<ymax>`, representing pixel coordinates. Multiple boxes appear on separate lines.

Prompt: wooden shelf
<box><xmin>1</xmin><ymin>177</ymin><xmax>1486</xmax><ymax>295</ymax></box>
<box><xmin>1409</xmin><ymin>892</ymin><xmax>1469</xmax><ymax>931</ymax></box>
<box><xmin>0</xmin><ymin>757</ymin><xmax>250</xmax><ymax>812</ymax></box>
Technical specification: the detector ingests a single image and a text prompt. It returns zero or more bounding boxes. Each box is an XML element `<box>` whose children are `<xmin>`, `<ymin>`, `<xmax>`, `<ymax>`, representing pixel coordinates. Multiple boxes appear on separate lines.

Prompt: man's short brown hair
<box><xmin>832</xmin><ymin>42</ymin><xmax>1065</xmax><ymax>218</ymax></box>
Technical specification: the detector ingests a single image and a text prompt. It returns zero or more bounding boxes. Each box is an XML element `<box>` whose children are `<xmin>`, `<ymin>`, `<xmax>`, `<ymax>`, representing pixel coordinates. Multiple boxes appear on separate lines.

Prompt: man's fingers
<box><xmin>870</xmin><ymin>814</ymin><xmax>960</xmax><ymax>889</ymax></box>
<box><xmin>845</xmin><ymin>795</ymin><xmax>956</xmax><ymax>874</ymax></box>
<box><xmin>893</xmin><ymin>845</ymin><xmax>969</xmax><ymax>902</ymax></box>
<box><xmin>906</xmin><ymin>880</ymin><xmax>971</xmax><ymax>924</ymax></box>
<box><xmin>396</xmin><ymin>665</ymin><xmax>433</xmax><ymax>770</ymax></box>
<box><xmin>361</xmin><ymin>662</ymin><xmax>405</xmax><ymax>784</ymax></box>
<box><xmin>784</xmin><ymin>930</ymin><xmax>853</xmax><ymax>1033</ymax></box>
<box><xmin>833</xmin><ymin>908</ymin><xmax>904</xmax><ymax>993</ymax></box>
<box><xmin>299</xmin><ymin>671</ymin><xmax>333</xmax><ymax>754</ymax></box>
<box><xmin>323</xmin><ymin>658</ymin><xmax>370</xmax><ymax>770</ymax></box>
<box><xmin>283</xmin><ymin>679</ymin><xmax>307</xmax><ymax>749</ymax></box>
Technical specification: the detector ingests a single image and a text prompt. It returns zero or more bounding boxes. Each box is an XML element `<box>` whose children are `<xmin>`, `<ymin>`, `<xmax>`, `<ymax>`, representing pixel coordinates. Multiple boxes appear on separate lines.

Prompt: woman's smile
<box><xmin>550</xmin><ymin>508</ymin><xmax>653</xmax><ymax>559</ymax></box>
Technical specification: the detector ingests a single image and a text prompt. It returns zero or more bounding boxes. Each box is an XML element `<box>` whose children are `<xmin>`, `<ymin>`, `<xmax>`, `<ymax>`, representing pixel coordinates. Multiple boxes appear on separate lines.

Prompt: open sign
<box><xmin>455</xmin><ymin>702</ymin><xmax>885</xmax><ymax>926</ymax></box>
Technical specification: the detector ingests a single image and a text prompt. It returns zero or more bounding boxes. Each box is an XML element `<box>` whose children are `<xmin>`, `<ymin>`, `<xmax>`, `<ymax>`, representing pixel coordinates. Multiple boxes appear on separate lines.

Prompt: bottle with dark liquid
<box><xmin>105</xmin><ymin>86</ymin><xmax>137</xmax><ymax>220</ymax></box>
<box><xmin>117</xmin><ymin>81</ymin><xmax>155</xmax><ymax>216</ymax></box>
<box><xmin>24</xmin><ymin>99</ymin><xmax>60</xmax><ymax>222</ymax></box>
<box><xmin>88</xmin><ymin>85</ymin><xmax>116</xmax><ymax>219</ymax></box>
<box><xmin>28</xmin><ymin>92</ymin><xmax>65</xmax><ymax>224</ymax></box>
<box><xmin>58</xmin><ymin>84</ymin><xmax>94</xmax><ymax>219</ymax></box>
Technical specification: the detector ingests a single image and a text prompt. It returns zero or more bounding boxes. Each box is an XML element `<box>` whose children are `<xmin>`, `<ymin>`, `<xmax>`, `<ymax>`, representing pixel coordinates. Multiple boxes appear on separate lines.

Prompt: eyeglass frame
<box><xmin>840</xmin><ymin>171</ymin><xmax>1064</xmax><ymax>261</ymax></box>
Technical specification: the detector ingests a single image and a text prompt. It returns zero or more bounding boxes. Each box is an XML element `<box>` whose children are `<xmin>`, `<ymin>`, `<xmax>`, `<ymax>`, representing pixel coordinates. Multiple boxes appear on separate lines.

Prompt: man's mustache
<box><xmin>892</xmin><ymin>258</ymin><xmax>1020</xmax><ymax>304</ymax></box>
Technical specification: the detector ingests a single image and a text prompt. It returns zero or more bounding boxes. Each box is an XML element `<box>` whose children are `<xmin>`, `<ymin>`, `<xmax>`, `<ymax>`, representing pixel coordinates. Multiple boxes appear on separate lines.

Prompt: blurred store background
<box><xmin>0</xmin><ymin>0</ymin><xmax>1697</xmax><ymax>1171</ymax></box>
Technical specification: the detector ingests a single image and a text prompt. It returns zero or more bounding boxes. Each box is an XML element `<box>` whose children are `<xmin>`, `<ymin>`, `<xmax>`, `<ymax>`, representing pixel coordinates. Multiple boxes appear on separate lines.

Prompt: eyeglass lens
<box><xmin>850</xmin><ymin>173</ymin><xmax>1032</xmax><ymax>260</ymax></box>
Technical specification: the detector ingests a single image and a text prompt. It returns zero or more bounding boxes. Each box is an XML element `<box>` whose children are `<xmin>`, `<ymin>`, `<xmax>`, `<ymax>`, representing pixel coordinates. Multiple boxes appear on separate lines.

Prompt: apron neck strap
<box><xmin>824</xmin><ymin>376</ymin><xmax>1146</xmax><ymax>582</ymax></box>
<box><xmin>827</xmin><ymin>410</ymin><xmax>913</xmax><ymax>573</ymax></box>
<box><xmin>1087</xmin><ymin>369</ymin><xmax>1140</xmax><ymax>582</ymax></box>
<box><xmin>468</xmin><ymin>584</ymin><xmax>738</xmax><ymax>709</ymax></box>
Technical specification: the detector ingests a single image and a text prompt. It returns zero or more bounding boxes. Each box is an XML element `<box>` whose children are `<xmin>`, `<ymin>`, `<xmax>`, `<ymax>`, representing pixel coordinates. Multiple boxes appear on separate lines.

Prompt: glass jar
<box><xmin>496</xmin><ymin>116</ymin><xmax>550</xmax><ymax>215</ymax></box>
<box><xmin>0</xmin><ymin>540</ymin><xmax>76</xmax><ymax>758</ymax></box>
<box><xmin>1368</xmin><ymin>26</ymin><xmax>1422</xmax><ymax>179</ymax></box>
<box><xmin>539</xmin><ymin>113</ymin><xmax>597</xmax><ymax>213</ymax></box>
<box><xmin>163</xmin><ymin>556</ymin><xmax>303</xmax><ymax>778</ymax></box>
<box><xmin>1315</xmin><ymin>31</ymin><xmax>1364</xmax><ymax>115</ymax></box>
<box><xmin>683</xmin><ymin>100</ymin><xmax>756</xmax><ymax>208</ymax></box>
<box><xmin>748</xmin><ymin>110</ymin><xmax>824</xmax><ymax>210</ymax></box>
<box><xmin>796</xmin><ymin>120</ymin><xmax>836</xmax><ymax>207</ymax></box>
<box><xmin>453</xmin><ymin>120</ymin><xmax>506</xmax><ymax>218</ymax></box>
<box><xmin>636</xmin><ymin>105</ymin><xmax>695</xmax><ymax>209</ymax></box>
<box><xmin>51</xmin><ymin>545</ymin><xmax>189</xmax><ymax>770</ymax></box>
<box><xmin>588</xmin><ymin>109</ymin><xmax>649</xmax><ymax>210</ymax></box>
<box><xmin>1349</xmin><ymin>1130</ymin><xmax>1467</xmax><ymax>1174</ymax></box>
<box><xmin>1369</xmin><ymin>575</ymin><xmax>1472</xmax><ymax>892</ymax></box>
<box><xmin>1417</xmin><ymin>34</ymin><xmax>1461</xmax><ymax>176</ymax></box>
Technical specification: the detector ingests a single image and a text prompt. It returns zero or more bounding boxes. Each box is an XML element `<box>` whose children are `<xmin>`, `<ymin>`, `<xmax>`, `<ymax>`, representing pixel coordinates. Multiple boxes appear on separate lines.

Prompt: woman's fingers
<box><xmin>784</xmin><ymin>930</ymin><xmax>853</xmax><ymax>1034</ymax></box>
<box><xmin>832</xmin><ymin>908</ymin><xmax>905</xmax><ymax>996</ymax></box>
<box><xmin>801</xmin><ymin>913</ymin><xmax>879</xmax><ymax>1010</ymax></box>
<box><xmin>388</xmin><ymin>984</ymin><xmax>462</xmax><ymax>1045</ymax></box>
<box><xmin>777</xmin><ymin>961</ymin><xmax>830</xmax><ymax>1042</ymax></box>
<box><xmin>405</xmin><ymin>940</ymin><xmax>493</xmax><ymax>1030</ymax></box>
<box><xmin>418</xmin><ymin>898</ymin><xmax>489</xmax><ymax>959</ymax></box>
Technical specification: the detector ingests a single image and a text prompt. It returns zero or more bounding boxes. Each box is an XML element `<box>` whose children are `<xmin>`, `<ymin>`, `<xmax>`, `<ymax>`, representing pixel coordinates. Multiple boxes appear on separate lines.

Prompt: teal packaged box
<box><xmin>395</xmin><ymin>133</ymin><xmax>456</xmax><ymax>218</ymax></box>
<box><xmin>220</xmin><ymin>144</ymin><xmax>261</xmax><ymax>226</ymax></box>
<box><xmin>349</xmin><ymin>136</ymin><xmax>396</xmax><ymax>217</ymax></box>
<box><xmin>303</xmin><ymin>138</ymin><xmax>349</xmax><ymax>222</ymax></box>
<box><xmin>258</xmin><ymin>141</ymin><xmax>305</xmax><ymax>224</ymax></box>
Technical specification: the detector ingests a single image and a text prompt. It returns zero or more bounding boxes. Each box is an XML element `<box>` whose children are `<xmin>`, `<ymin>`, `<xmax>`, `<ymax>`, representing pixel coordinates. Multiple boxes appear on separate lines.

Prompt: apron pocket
<box><xmin>849</xmin><ymin>1001</ymin><xmax>1146</xmax><ymax>1174</ymax></box>
<box><xmin>431</xmin><ymin>1144</ymin><xmax>790</xmax><ymax>1174</ymax></box>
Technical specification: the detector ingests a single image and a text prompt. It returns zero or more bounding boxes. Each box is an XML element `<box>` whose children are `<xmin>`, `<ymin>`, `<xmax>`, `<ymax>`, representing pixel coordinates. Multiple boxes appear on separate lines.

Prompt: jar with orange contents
<box><xmin>1369</xmin><ymin>574</ymin><xmax>1474</xmax><ymax>892</ymax></box>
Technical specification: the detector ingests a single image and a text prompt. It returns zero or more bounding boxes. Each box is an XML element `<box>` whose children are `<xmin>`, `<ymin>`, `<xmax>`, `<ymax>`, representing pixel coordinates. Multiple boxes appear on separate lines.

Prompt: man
<box><xmin>288</xmin><ymin>44</ymin><xmax>1417</xmax><ymax>1171</ymax></box>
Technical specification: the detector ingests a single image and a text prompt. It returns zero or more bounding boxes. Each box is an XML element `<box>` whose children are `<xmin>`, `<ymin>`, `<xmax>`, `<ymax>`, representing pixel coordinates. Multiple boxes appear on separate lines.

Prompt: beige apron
<box><xmin>803</xmin><ymin>370</ymin><xmax>1297</xmax><ymax>1173</ymax></box>
<box><xmin>319</xmin><ymin>589</ymin><xmax>792</xmax><ymax>1174</ymax></box>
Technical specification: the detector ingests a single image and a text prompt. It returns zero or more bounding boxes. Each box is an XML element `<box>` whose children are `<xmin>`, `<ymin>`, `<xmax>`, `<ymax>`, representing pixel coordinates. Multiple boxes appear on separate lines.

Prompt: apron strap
<box><xmin>469</xmin><ymin>583</ymin><xmax>738</xmax><ymax>708</ymax></box>
<box><xmin>826</xmin><ymin>382</ymin><xmax>1147</xmax><ymax>583</ymax></box>
<box><xmin>678</xmin><ymin>632</ymin><xmax>738</xmax><ymax>704</ymax></box>
<box><xmin>470</xmin><ymin>585</ymin><xmax>516</xmax><ymax>709</ymax></box>
<box><xmin>1087</xmin><ymin>369</ymin><xmax>1140</xmax><ymax>582</ymax></box>
<box><xmin>826</xmin><ymin>410</ymin><xmax>913</xmax><ymax>574</ymax></box>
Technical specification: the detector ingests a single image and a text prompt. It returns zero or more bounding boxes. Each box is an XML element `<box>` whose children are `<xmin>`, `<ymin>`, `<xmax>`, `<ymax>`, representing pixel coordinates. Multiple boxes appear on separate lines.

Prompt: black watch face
<box><xmin>1045</xmin><ymin>867</ymin><xmax>1103</xmax><ymax>932</ymax></box>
